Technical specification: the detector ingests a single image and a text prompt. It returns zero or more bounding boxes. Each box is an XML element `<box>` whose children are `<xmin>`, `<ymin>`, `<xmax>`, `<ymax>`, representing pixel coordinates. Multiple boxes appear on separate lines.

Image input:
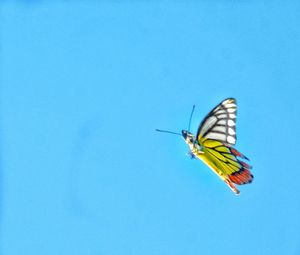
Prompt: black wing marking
<box><xmin>197</xmin><ymin>98</ymin><xmax>237</xmax><ymax>146</ymax></box>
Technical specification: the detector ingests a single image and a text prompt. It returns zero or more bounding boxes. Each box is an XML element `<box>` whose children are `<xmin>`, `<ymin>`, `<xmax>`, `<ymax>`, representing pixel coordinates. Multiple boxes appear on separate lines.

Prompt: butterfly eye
<box><xmin>189</xmin><ymin>138</ymin><xmax>193</xmax><ymax>143</ymax></box>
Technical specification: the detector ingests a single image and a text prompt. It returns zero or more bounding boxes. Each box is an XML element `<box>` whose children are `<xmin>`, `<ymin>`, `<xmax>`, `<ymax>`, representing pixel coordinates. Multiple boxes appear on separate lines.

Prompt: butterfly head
<box><xmin>182</xmin><ymin>130</ymin><xmax>195</xmax><ymax>145</ymax></box>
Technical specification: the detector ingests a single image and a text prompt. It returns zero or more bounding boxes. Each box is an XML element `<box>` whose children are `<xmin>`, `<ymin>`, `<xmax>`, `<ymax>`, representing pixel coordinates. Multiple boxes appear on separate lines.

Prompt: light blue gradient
<box><xmin>1</xmin><ymin>1</ymin><xmax>300</xmax><ymax>255</ymax></box>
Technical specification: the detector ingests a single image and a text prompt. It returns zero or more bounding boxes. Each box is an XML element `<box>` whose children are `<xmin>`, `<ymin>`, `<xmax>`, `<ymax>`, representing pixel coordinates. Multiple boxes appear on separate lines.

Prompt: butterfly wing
<box><xmin>197</xmin><ymin>98</ymin><xmax>237</xmax><ymax>146</ymax></box>
<box><xmin>202</xmin><ymin>139</ymin><xmax>253</xmax><ymax>184</ymax></box>
<box><xmin>195</xmin><ymin>98</ymin><xmax>253</xmax><ymax>194</ymax></box>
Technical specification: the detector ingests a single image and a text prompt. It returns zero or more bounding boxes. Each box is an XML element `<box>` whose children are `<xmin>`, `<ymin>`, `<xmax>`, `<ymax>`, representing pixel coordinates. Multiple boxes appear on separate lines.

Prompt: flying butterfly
<box><xmin>156</xmin><ymin>98</ymin><xmax>253</xmax><ymax>195</ymax></box>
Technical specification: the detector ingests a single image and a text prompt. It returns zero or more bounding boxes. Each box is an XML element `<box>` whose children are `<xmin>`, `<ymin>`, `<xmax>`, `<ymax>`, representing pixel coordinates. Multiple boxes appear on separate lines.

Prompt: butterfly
<box><xmin>157</xmin><ymin>98</ymin><xmax>253</xmax><ymax>195</ymax></box>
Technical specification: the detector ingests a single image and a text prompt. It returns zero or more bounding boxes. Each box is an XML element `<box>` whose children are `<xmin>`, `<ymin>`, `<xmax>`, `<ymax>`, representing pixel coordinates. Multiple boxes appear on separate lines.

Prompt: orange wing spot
<box><xmin>229</xmin><ymin>168</ymin><xmax>253</xmax><ymax>185</ymax></box>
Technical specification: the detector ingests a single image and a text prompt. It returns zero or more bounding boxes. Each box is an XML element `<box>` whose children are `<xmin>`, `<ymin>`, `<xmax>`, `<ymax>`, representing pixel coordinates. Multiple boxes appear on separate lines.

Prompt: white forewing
<box><xmin>198</xmin><ymin>116</ymin><xmax>218</xmax><ymax>135</ymax></box>
<box><xmin>197</xmin><ymin>98</ymin><xmax>237</xmax><ymax>146</ymax></box>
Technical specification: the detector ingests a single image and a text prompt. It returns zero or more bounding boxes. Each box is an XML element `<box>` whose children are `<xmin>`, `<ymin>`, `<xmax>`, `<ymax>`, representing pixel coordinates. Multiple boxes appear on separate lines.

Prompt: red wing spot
<box><xmin>241</xmin><ymin>161</ymin><xmax>252</xmax><ymax>169</ymax></box>
<box><xmin>230</xmin><ymin>148</ymin><xmax>249</xmax><ymax>160</ymax></box>
<box><xmin>230</xmin><ymin>148</ymin><xmax>241</xmax><ymax>156</ymax></box>
<box><xmin>229</xmin><ymin>169</ymin><xmax>254</xmax><ymax>185</ymax></box>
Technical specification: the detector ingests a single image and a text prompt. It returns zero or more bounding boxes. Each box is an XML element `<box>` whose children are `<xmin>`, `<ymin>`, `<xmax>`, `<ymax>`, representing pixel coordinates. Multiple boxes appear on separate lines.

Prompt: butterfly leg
<box><xmin>187</xmin><ymin>151</ymin><xmax>196</xmax><ymax>159</ymax></box>
<box><xmin>224</xmin><ymin>179</ymin><xmax>240</xmax><ymax>195</ymax></box>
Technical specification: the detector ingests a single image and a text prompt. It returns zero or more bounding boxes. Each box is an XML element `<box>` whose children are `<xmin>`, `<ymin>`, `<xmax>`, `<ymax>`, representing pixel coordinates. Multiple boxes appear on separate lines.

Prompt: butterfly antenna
<box><xmin>155</xmin><ymin>129</ymin><xmax>181</xmax><ymax>136</ymax></box>
<box><xmin>187</xmin><ymin>105</ymin><xmax>195</xmax><ymax>132</ymax></box>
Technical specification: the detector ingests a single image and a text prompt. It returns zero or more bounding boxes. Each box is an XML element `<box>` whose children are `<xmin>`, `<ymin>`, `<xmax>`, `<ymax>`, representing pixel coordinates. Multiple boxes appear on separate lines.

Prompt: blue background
<box><xmin>1</xmin><ymin>1</ymin><xmax>300</xmax><ymax>254</ymax></box>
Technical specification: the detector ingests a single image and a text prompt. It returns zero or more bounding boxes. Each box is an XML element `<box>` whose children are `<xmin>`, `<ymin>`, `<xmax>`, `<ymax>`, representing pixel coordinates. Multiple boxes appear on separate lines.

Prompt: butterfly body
<box><xmin>182</xmin><ymin>98</ymin><xmax>253</xmax><ymax>195</ymax></box>
<box><xmin>182</xmin><ymin>130</ymin><xmax>203</xmax><ymax>155</ymax></box>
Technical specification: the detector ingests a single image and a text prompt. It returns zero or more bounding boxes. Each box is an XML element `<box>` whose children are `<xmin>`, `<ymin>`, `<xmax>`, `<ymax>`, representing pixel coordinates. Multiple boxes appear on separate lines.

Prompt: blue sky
<box><xmin>1</xmin><ymin>1</ymin><xmax>300</xmax><ymax>255</ymax></box>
